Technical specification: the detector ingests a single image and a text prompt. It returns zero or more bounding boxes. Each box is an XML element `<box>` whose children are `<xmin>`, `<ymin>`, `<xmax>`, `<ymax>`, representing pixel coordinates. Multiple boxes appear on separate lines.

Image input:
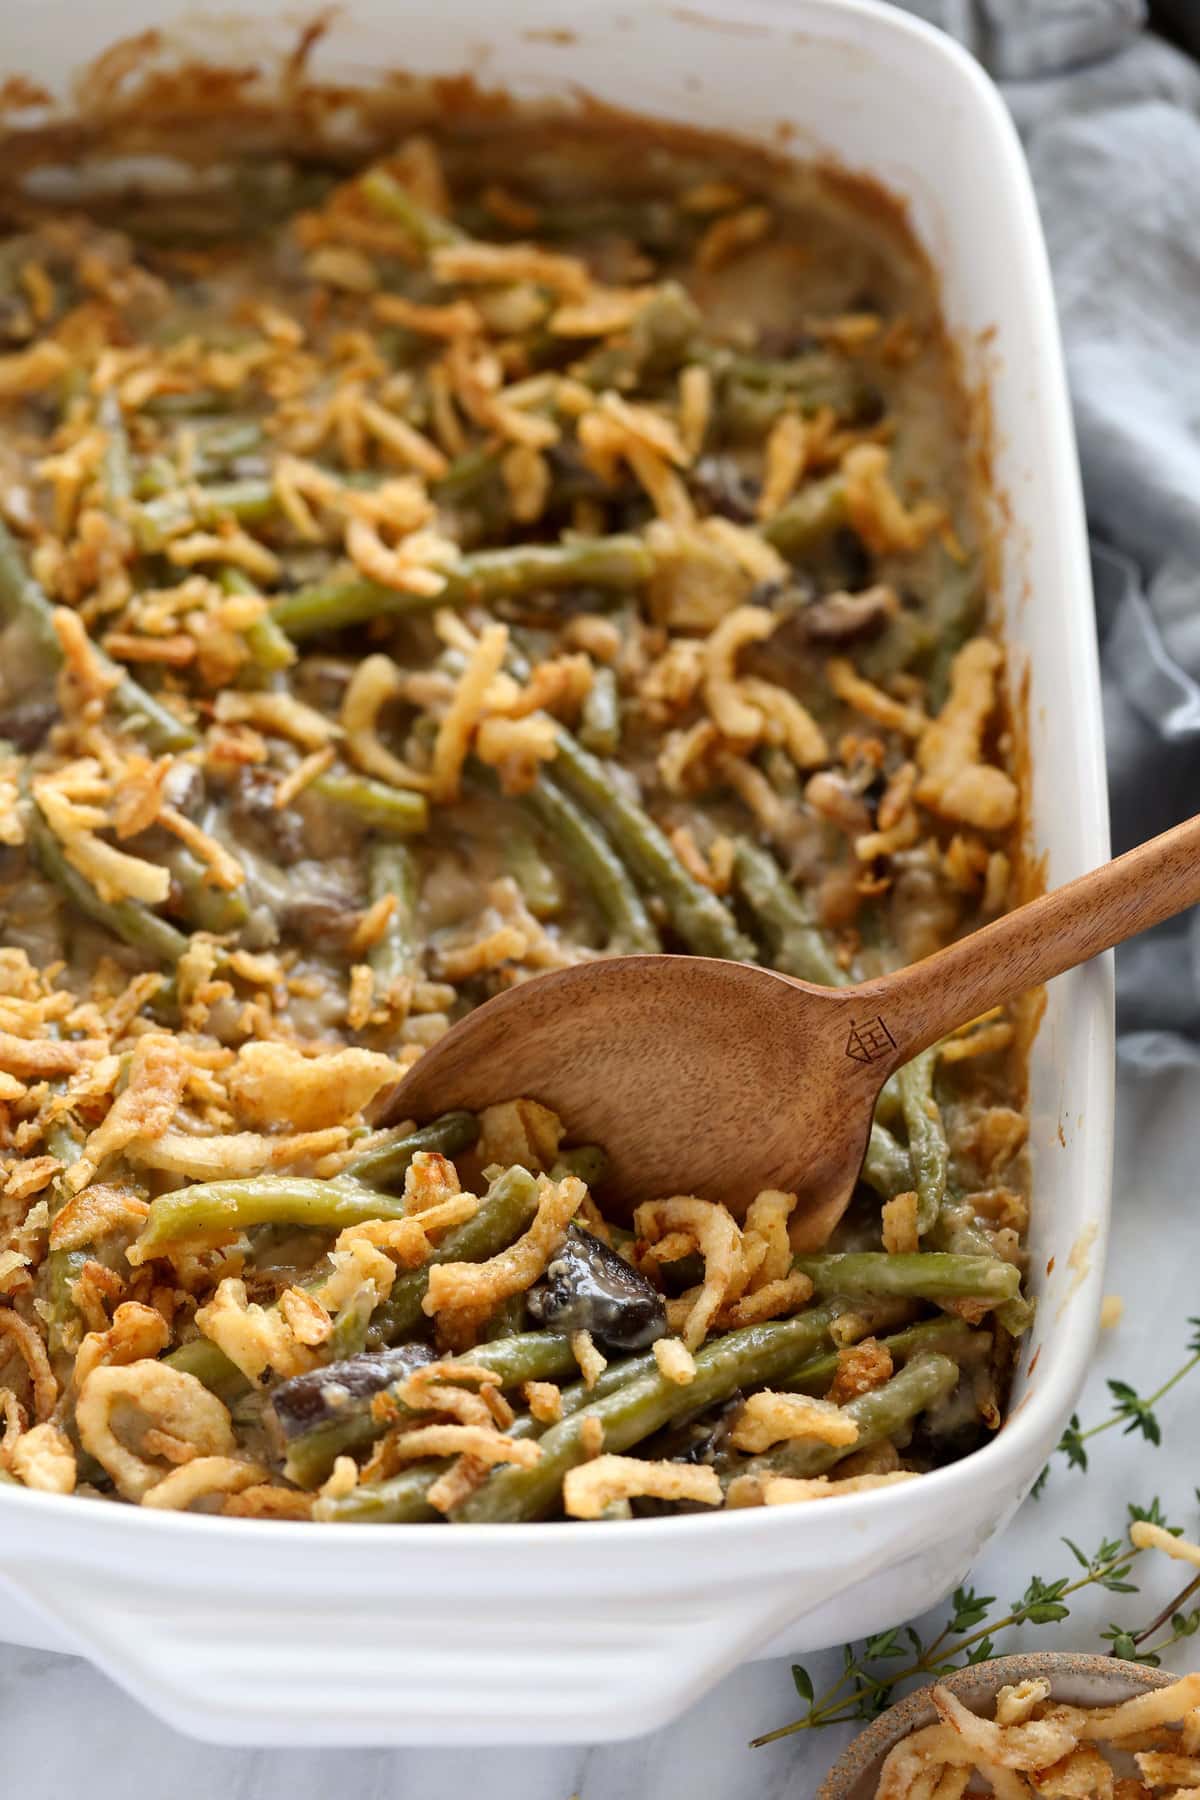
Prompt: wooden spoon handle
<box><xmin>852</xmin><ymin>811</ymin><xmax>1200</xmax><ymax>1066</ymax></box>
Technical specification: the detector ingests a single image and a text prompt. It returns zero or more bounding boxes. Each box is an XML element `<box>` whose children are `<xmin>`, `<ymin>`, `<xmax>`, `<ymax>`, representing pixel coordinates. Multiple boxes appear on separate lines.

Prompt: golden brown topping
<box><xmin>563</xmin><ymin>1453</ymin><xmax>722</xmax><ymax>1519</ymax></box>
<box><xmin>729</xmin><ymin>1390</ymin><xmax>859</xmax><ymax>1454</ymax></box>
<box><xmin>881</xmin><ymin>1190</ymin><xmax>919</xmax><ymax>1256</ymax></box>
<box><xmin>75</xmin><ymin>1360</ymin><xmax>236</xmax><ymax>1502</ymax></box>
<box><xmin>916</xmin><ymin>638</ymin><xmax>1019</xmax><ymax>830</ymax></box>
<box><xmin>226</xmin><ymin>1042</ymin><xmax>402</xmax><ymax>1134</ymax></box>
<box><xmin>141</xmin><ymin>1456</ymin><xmax>267</xmax><ymax>1511</ymax></box>
<box><xmin>634</xmin><ymin>1194</ymin><xmax>741</xmax><ymax>1351</ymax></box>
<box><xmin>842</xmin><ymin>444</ymin><xmax>943</xmax><ymax>556</ymax></box>
<box><xmin>8</xmin><ymin>1421</ymin><xmax>77</xmax><ymax>1495</ymax></box>
<box><xmin>424</xmin><ymin>1174</ymin><xmax>584</xmax><ymax>1320</ymax></box>
<box><xmin>829</xmin><ymin>1338</ymin><xmax>895</xmax><ymax>1406</ymax></box>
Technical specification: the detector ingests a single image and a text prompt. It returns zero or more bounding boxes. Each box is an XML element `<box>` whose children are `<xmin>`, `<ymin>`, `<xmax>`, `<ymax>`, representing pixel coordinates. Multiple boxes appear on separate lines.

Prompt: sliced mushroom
<box><xmin>270</xmin><ymin>1343</ymin><xmax>436</xmax><ymax>1442</ymax></box>
<box><xmin>690</xmin><ymin>454</ymin><xmax>760</xmax><ymax>523</ymax></box>
<box><xmin>527</xmin><ymin>1225</ymin><xmax>667</xmax><ymax>1351</ymax></box>
<box><xmin>0</xmin><ymin>698</ymin><xmax>57</xmax><ymax>751</ymax></box>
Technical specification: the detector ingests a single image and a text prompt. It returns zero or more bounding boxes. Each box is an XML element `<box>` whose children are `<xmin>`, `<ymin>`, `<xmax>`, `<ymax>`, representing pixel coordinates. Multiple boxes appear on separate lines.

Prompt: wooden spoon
<box><xmin>392</xmin><ymin>814</ymin><xmax>1200</xmax><ymax>1245</ymax></box>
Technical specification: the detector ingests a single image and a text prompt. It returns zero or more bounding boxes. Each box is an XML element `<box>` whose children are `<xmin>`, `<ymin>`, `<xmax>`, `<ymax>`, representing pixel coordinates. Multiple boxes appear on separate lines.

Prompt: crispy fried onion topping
<box><xmin>634</xmin><ymin>1195</ymin><xmax>740</xmax><ymax>1350</ymax></box>
<box><xmin>635</xmin><ymin>1191</ymin><xmax>812</xmax><ymax>1349</ymax></box>
<box><xmin>728</xmin><ymin>1390</ymin><xmax>859</xmax><ymax>1454</ymax></box>
<box><xmin>227</xmin><ymin>1041</ymin><xmax>404</xmax><ymax>1133</ymax></box>
<box><xmin>128</xmin><ymin>1126</ymin><xmax>351</xmax><ymax>1181</ymax></box>
<box><xmin>760</xmin><ymin>1471</ymin><xmax>917</xmax><ymax>1506</ymax></box>
<box><xmin>422</xmin><ymin>1173</ymin><xmax>584</xmax><ymax>1319</ymax></box>
<box><xmin>0</xmin><ymin>1306</ymin><xmax>58</xmax><ymax>1420</ymax></box>
<box><xmin>916</xmin><ymin>638</ymin><xmax>1018</xmax><ymax>831</ymax></box>
<box><xmin>75</xmin><ymin>1360</ymin><xmax>236</xmax><ymax>1502</ymax></box>
<box><xmin>74</xmin><ymin>1300</ymin><xmax>169</xmax><ymax>1389</ymax></box>
<box><xmin>476</xmin><ymin>1099</ymin><xmax>565</xmax><ymax>1174</ymax></box>
<box><xmin>563</xmin><ymin>1453</ymin><xmax>722</xmax><ymax>1520</ymax></box>
<box><xmin>67</xmin><ymin>1033</ymin><xmax>188</xmax><ymax>1193</ymax></box>
<box><xmin>194</xmin><ymin>1277</ymin><xmax>319</xmax><ymax>1385</ymax></box>
<box><xmin>141</xmin><ymin>1456</ymin><xmax>268</xmax><ymax>1511</ymax></box>
<box><xmin>8</xmin><ymin>1422</ymin><xmax>77</xmax><ymax>1494</ymax></box>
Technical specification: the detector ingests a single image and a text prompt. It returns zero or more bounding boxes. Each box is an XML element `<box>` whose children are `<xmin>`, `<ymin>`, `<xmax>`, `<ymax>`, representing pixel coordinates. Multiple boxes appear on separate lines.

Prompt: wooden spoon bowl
<box><xmin>395</xmin><ymin>955</ymin><xmax>882</xmax><ymax>1244</ymax></box>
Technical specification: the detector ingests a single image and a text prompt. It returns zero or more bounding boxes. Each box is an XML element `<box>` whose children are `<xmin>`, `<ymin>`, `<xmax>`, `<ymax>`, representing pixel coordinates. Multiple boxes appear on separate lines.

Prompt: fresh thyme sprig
<box><xmin>752</xmin><ymin>1504</ymin><xmax>1175</xmax><ymax>1746</ymax></box>
<box><xmin>751</xmin><ymin>1317</ymin><xmax>1200</xmax><ymax>1748</ymax></box>
<box><xmin>1033</xmin><ymin>1317</ymin><xmax>1200</xmax><ymax>1494</ymax></box>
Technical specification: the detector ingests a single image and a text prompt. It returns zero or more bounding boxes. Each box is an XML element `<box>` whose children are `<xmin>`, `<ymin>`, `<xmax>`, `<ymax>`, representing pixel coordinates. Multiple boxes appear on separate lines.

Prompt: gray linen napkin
<box><xmin>895</xmin><ymin>1</ymin><xmax>1200</xmax><ymax>1059</ymax></box>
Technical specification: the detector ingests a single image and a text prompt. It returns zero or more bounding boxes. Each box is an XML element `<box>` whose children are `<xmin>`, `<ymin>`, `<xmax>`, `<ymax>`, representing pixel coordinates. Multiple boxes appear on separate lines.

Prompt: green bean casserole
<box><xmin>0</xmin><ymin>117</ymin><xmax>1033</xmax><ymax>1523</ymax></box>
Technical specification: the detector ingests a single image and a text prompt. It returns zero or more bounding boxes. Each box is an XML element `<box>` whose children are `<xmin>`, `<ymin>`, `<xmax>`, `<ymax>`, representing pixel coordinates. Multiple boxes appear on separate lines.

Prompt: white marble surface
<box><xmin>3</xmin><ymin>1053</ymin><xmax>1199</xmax><ymax>1798</ymax></box>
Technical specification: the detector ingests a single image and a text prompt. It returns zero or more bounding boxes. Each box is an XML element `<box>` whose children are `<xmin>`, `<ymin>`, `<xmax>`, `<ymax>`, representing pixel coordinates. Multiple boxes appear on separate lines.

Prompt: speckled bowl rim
<box><xmin>816</xmin><ymin>1652</ymin><xmax>1175</xmax><ymax>1799</ymax></box>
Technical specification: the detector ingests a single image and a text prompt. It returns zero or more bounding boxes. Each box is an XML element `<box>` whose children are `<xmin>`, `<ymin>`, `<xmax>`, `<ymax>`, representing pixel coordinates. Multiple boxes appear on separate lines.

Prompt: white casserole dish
<box><xmin>0</xmin><ymin>0</ymin><xmax>1110</xmax><ymax>1746</ymax></box>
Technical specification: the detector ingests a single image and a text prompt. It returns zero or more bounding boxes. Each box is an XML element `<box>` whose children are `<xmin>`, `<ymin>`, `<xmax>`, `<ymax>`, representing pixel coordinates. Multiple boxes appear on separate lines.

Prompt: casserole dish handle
<box><xmin>0</xmin><ymin>1527</ymin><xmax>929</xmax><ymax>1745</ymax></box>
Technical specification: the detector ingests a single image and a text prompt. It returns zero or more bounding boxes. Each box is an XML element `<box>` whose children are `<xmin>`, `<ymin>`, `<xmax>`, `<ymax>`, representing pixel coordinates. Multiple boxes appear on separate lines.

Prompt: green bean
<box><xmin>192</xmin><ymin>417</ymin><xmax>266</xmax><ymax>467</ymax></box>
<box><xmin>736</xmin><ymin>1351</ymin><xmax>960</xmax><ymax>1483</ymax></box>
<box><xmin>927</xmin><ymin>1199</ymin><xmax>1036</xmax><ymax>1337</ymax></box>
<box><xmin>161</xmin><ymin>1335</ymin><xmax>241</xmax><ymax>1396</ymax></box>
<box><xmin>28</xmin><ymin>804</ymin><xmax>189</xmax><ymax>967</ymax></box>
<box><xmin>164</xmin><ymin>843</ymin><xmax>249</xmax><ymax>936</ymax></box>
<box><xmin>219</xmin><ymin>566</ymin><xmax>296</xmax><ymax>672</ymax></box>
<box><xmin>270</xmin><ymin>537</ymin><xmax>654</xmax><ymax>640</ymax></box>
<box><xmin>577</xmin><ymin>665</ymin><xmax>621</xmax><ymax>755</ymax></box>
<box><xmin>454</xmin><ymin>1306</ymin><xmax>838</xmax><ymax>1523</ymax></box>
<box><xmin>0</xmin><ymin>518</ymin><xmax>195</xmax><ymax>752</ymax></box>
<box><xmin>433</xmin><ymin>442</ymin><xmax>505</xmax><ymax>506</ymax></box>
<box><xmin>133</xmin><ymin>1175</ymin><xmax>411</xmax><ymax>1259</ymax></box>
<box><xmin>551</xmin><ymin>731</ymin><xmax>753</xmax><ymax>960</ymax></box>
<box><xmin>731</xmin><ymin>838</ymin><xmax>844</xmax><ymax>987</ymax></box>
<box><xmin>700</xmin><ymin>344</ymin><xmax>869</xmax><ymax>402</ymax></box>
<box><xmin>133</xmin><ymin>454</ymin><xmax>181</xmax><ymax>501</ymax></box>
<box><xmin>794</xmin><ymin>1251</ymin><xmax>1022</xmax><ymax>1308</ymax></box>
<box><xmin>326</xmin><ymin>1286</ymin><xmax>375</xmax><ymax>1361</ymax></box>
<box><xmin>132</xmin><ymin>477</ymin><xmax>277</xmax><ymax>551</ymax></box>
<box><xmin>551</xmin><ymin>1144</ymin><xmax>609</xmax><ymax>1188</ymax></box>
<box><xmin>504</xmin><ymin>822</ymin><xmax>566</xmax><ymax>919</ymax></box>
<box><xmin>776</xmin><ymin>1315</ymin><xmax>988</xmax><ymax>1396</ymax></box>
<box><xmin>367</xmin><ymin>1165</ymin><xmax>541</xmax><ymax>1349</ymax></box>
<box><xmin>144</xmin><ymin>389</ymin><xmax>243</xmax><ymax>418</ymax></box>
<box><xmin>311</xmin><ymin>770</ymin><xmax>428</xmax><ymax>836</ymax></box>
<box><xmin>861</xmin><ymin>1121</ymin><xmax>914</xmax><ymax>1200</ymax></box>
<box><xmin>97</xmin><ymin>388</ymin><xmax>133</xmax><ymax>510</ymax></box>
<box><xmin>483</xmin><ymin>1293</ymin><xmax>528</xmax><ymax>1341</ymax></box>
<box><xmin>315</xmin><ymin>1319</ymin><xmax>841</xmax><ymax>1524</ymax></box>
<box><xmin>760</xmin><ymin>473</ymin><xmax>847</xmax><ymax>559</ymax></box>
<box><xmin>519</xmin><ymin>772</ymin><xmax>658</xmax><ymax>953</ymax></box>
<box><xmin>345</xmin><ymin>1112</ymin><xmax>479</xmax><ymax>1190</ymax></box>
<box><xmin>314</xmin><ymin>1462</ymin><xmax>444</xmax><ymax>1523</ymax></box>
<box><xmin>359</xmin><ymin>167</ymin><xmax>465</xmax><ymax>251</ymax></box>
<box><xmin>896</xmin><ymin>1049</ymin><xmax>948</xmax><ymax>1235</ymax></box>
<box><xmin>365</xmin><ymin>841</ymin><xmax>421</xmax><ymax>993</ymax></box>
<box><xmin>284</xmin><ymin>1330</ymin><xmax>577</xmax><ymax>1488</ymax></box>
<box><xmin>575</xmin><ymin>282</ymin><xmax>701</xmax><ymax>388</ymax></box>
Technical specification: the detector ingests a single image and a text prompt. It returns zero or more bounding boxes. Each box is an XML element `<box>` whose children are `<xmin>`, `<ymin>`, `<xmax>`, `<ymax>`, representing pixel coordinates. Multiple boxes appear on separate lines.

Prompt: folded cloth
<box><xmin>893</xmin><ymin>1</ymin><xmax>1200</xmax><ymax>1055</ymax></box>
<box><xmin>900</xmin><ymin>0</ymin><xmax>1143</xmax><ymax>73</ymax></box>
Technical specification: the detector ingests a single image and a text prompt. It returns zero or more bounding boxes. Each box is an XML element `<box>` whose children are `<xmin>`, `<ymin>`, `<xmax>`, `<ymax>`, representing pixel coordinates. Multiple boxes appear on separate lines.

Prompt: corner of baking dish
<box><xmin>0</xmin><ymin>0</ymin><xmax>1110</xmax><ymax>1744</ymax></box>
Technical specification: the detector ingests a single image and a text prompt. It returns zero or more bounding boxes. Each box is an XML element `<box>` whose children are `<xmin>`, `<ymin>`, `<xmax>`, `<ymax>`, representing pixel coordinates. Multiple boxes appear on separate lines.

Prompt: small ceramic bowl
<box><xmin>817</xmin><ymin>1652</ymin><xmax>1174</xmax><ymax>1799</ymax></box>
